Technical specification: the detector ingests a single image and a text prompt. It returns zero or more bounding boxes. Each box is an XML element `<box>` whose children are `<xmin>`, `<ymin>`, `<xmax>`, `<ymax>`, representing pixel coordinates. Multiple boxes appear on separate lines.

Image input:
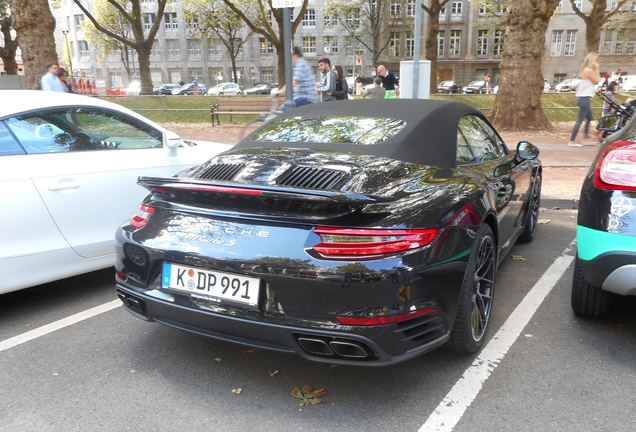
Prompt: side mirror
<box><xmin>163</xmin><ymin>130</ymin><xmax>181</xmax><ymax>156</ymax></box>
<box><xmin>516</xmin><ymin>141</ymin><xmax>539</xmax><ymax>161</ymax></box>
<box><xmin>596</xmin><ymin>114</ymin><xmax>622</xmax><ymax>132</ymax></box>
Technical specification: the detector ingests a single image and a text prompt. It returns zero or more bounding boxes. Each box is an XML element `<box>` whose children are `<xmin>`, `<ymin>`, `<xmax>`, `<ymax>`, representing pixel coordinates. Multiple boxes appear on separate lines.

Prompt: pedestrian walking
<box><xmin>363</xmin><ymin>77</ymin><xmax>386</xmax><ymax>99</ymax></box>
<box><xmin>275</xmin><ymin>46</ymin><xmax>317</xmax><ymax>108</ymax></box>
<box><xmin>58</xmin><ymin>68</ymin><xmax>73</xmax><ymax>93</ymax></box>
<box><xmin>40</xmin><ymin>63</ymin><xmax>66</xmax><ymax>92</ymax></box>
<box><xmin>484</xmin><ymin>73</ymin><xmax>491</xmax><ymax>94</ymax></box>
<box><xmin>318</xmin><ymin>57</ymin><xmax>336</xmax><ymax>102</ymax></box>
<box><xmin>332</xmin><ymin>65</ymin><xmax>349</xmax><ymax>101</ymax></box>
<box><xmin>602</xmin><ymin>81</ymin><xmax>619</xmax><ymax>117</ymax></box>
<box><xmin>569</xmin><ymin>52</ymin><xmax>600</xmax><ymax>146</ymax></box>
<box><xmin>376</xmin><ymin>65</ymin><xmax>399</xmax><ymax>99</ymax></box>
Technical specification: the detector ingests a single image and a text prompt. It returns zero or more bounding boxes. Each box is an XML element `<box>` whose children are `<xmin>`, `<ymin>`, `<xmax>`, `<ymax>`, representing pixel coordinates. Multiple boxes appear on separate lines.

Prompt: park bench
<box><xmin>210</xmin><ymin>96</ymin><xmax>274</xmax><ymax>126</ymax></box>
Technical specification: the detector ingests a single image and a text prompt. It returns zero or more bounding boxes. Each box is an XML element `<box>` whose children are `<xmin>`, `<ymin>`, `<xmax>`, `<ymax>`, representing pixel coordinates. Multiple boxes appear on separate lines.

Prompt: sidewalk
<box><xmin>164</xmin><ymin>122</ymin><xmax>597</xmax><ymax>206</ymax></box>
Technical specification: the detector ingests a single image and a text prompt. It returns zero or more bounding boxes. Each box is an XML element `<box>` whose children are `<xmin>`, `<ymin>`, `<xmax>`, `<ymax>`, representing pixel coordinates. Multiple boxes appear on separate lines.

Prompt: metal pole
<box><xmin>282</xmin><ymin>7</ymin><xmax>295</xmax><ymax>110</ymax></box>
<box><xmin>413</xmin><ymin>0</ymin><xmax>423</xmax><ymax>99</ymax></box>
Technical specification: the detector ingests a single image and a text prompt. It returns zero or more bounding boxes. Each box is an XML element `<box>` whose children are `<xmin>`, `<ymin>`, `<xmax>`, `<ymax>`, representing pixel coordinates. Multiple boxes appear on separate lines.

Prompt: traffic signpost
<box><xmin>272</xmin><ymin>0</ymin><xmax>302</xmax><ymax>110</ymax></box>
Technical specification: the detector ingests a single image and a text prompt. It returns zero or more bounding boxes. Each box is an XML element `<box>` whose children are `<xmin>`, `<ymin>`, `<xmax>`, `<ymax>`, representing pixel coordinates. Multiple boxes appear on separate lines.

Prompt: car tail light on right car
<box><xmin>594</xmin><ymin>140</ymin><xmax>636</xmax><ymax>191</ymax></box>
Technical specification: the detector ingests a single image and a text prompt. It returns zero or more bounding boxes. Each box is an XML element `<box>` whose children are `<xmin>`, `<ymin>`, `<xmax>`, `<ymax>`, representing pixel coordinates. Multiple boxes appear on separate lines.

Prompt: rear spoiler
<box><xmin>137</xmin><ymin>176</ymin><xmax>392</xmax><ymax>206</ymax></box>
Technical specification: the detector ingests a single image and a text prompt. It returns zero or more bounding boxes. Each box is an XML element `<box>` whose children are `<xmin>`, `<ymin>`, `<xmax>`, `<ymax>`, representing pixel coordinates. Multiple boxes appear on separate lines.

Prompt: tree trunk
<box><xmin>276</xmin><ymin>44</ymin><xmax>286</xmax><ymax>87</ymax></box>
<box><xmin>490</xmin><ymin>0</ymin><xmax>560</xmax><ymax>130</ymax></box>
<box><xmin>424</xmin><ymin>4</ymin><xmax>442</xmax><ymax>94</ymax></box>
<box><xmin>137</xmin><ymin>43</ymin><xmax>152</xmax><ymax>95</ymax></box>
<box><xmin>230</xmin><ymin>53</ymin><xmax>238</xmax><ymax>84</ymax></box>
<box><xmin>11</xmin><ymin>0</ymin><xmax>57</xmax><ymax>89</ymax></box>
<box><xmin>0</xmin><ymin>18</ymin><xmax>19</xmax><ymax>75</ymax></box>
<box><xmin>585</xmin><ymin>0</ymin><xmax>607</xmax><ymax>53</ymax></box>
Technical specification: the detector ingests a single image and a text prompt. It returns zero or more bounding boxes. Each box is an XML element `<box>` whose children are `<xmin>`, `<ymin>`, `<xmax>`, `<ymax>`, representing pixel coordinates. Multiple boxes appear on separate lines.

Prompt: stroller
<box><xmin>596</xmin><ymin>91</ymin><xmax>636</xmax><ymax>137</ymax></box>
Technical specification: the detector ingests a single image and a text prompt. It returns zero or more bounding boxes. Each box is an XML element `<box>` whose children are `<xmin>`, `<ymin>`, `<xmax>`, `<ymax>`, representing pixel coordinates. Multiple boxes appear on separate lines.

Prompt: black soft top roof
<box><xmin>237</xmin><ymin>99</ymin><xmax>485</xmax><ymax>167</ymax></box>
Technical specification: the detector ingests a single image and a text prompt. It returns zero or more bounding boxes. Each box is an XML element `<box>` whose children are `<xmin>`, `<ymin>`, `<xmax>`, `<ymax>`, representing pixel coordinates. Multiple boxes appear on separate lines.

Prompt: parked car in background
<box><xmin>462</xmin><ymin>80</ymin><xmax>487</xmax><ymax>94</ymax></box>
<box><xmin>571</xmin><ymin>114</ymin><xmax>636</xmax><ymax>318</ymax></box>
<box><xmin>0</xmin><ymin>91</ymin><xmax>231</xmax><ymax>294</ymax></box>
<box><xmin>154</xmin><ymin>83</ymin><xmax>181</xmax><ymax>95</ymax></box>
<box><xmin>124</xmin><ymin>80</ymin><xmax>141</xmax><ymax>96</ymax></box>
<box><xmin>555</xmin><ymin>78</ymin><xmax>581</xmax><ymax>92</ymax></box>
<box><xmin>207</xmin><ymin>82</ymin><xmax>243</xmax><ymax>96</ymax></box>
<box><xmin>172</xmin><ymin>82</ymin><xmax>208</xmax><ymax>96</ymax></box>
<box><xmin>244</xmin><ymin>83</ymin><xmax>277</xmax><ymax>95</ymax></box>
<box><xmin>437</xmin><ymin>80</ymin><xmax>462</xmax><ymax>94</ymax></box>
<box><xmin>621</xmin><ymin>75</ymin><xmax>636</xmax><ymax>92</ymax></box>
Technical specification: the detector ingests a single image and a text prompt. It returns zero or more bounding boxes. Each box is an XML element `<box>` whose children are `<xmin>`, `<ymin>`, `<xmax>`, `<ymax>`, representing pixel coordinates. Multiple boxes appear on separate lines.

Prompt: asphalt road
<box><xmin>1</xmin><ymin>209</ymin><xmax>635</xmax><ymax>432</ymax></box>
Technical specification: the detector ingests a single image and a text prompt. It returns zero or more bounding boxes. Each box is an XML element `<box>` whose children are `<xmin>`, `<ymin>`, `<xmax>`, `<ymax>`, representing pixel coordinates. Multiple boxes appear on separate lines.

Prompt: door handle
<box><xmin>48</xmin><ymin>179</ymin><xmax>81</xmax><ymax>191</ymax></box>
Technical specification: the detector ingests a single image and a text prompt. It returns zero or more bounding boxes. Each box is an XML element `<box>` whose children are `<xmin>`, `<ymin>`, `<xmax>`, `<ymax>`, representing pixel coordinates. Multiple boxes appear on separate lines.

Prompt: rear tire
<box><xmin>571</xmin><ymin>256</ymin><xmax>612</xmax><ymax>318</ymax></box>
<box><xmin>518</xmin><ymin>173</ymin><xmax>541</xmax><ymax>243</ymax></box>
<box><xmin>447</xmin><ymin>225</ymin><xmax>497</xmax><ymax>353</ymax></box>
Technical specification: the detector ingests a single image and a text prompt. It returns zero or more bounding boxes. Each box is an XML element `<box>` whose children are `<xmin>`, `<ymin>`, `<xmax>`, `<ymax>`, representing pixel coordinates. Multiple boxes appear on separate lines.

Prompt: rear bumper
<box><xmin>579</xmin><ymin>252</ymin><xmax>636</xmax><ymax>296</ymax></box>
<box><xmin>116</xmin><ymin>283</ymin><xmax>450</xmax><ymax>366</ymax></box>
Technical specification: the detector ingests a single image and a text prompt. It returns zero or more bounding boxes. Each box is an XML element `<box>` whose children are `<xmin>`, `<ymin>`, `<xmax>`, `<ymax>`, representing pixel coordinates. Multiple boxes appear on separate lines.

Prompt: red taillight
<box><xmin>130</xmin><ymin>204</ymin><xmax>155</xmax><ymax>229</ymax></box>
<box><xmin>594</xmin><ymin>140</ymin><xmax>636</xmax><ymax>191</ymax></box>
<box><xmin>162</xmin><ymin>183</ymin><xmax>263</xmax><ymax>195</ymax></box>
<box><xmin>336</xmin><ymin>307</ymin><xmax>436</xmax><ymax>326</ymax></box>
<box><xmin>312</xmin><ymin>227</ymin><xmax>439</xmax><ymax>258</ymax></box>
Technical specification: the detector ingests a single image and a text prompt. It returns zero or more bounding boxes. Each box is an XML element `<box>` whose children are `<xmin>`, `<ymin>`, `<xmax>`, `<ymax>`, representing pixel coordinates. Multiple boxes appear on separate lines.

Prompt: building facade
<box><xmin>52</xmin><ymin>0</ymin><xmax>636</xmax><ymax>89</ymax></box>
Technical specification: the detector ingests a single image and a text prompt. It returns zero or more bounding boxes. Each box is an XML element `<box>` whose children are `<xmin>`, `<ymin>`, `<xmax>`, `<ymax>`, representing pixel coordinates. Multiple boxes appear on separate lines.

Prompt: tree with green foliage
<box><xmin>0</xmin><ymin>0</ymin><xmax>18</xmax><ymax>75</ymax></box>
<box><xmin>74</xmin><ymin>0</ymin><xmax>167</xmax><ymax>94</ymax></box>
<box><xmin>220</xmin><ymin>0</ymin><xmax>309</xmax><ymax>86</ymax></box>
<box><xmin>83</xmin><ymin>0</ymin><xmax>135</xmax><ymax>80</ymax></box>
<box><xmin>11</xmin><ymin>0</ymin><xmax>57</xmax><ymax>88</ymax></box>
<box><xmin>490</xmin><ymin>0</ymin><xmax>561</xmax><ymax>130</ymax></box>
<box><xmin>569</xmin><ymin>0</ymin><xmax>632</xmax><ymax>53</ymax></box>
<box><xmin>183</xmin><ymin>0</ymin><xmax>252</xmax><ymax>84</ymax></box>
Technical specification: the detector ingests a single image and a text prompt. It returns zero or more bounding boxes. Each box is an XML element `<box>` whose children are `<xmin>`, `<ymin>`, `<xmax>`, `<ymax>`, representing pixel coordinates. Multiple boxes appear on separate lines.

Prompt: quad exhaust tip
<box><xmin>296</xmin><ymin>335</ymin><xmax>375</xmax><ymax>360</ymax></box>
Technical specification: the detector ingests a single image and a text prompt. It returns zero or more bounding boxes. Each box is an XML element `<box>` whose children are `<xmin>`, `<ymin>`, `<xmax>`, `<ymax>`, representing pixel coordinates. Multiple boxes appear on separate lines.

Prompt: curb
<box><xmin>541</xmin><ymin>198</ymin><xmax>579</xmax><ymax>209</ymax></box>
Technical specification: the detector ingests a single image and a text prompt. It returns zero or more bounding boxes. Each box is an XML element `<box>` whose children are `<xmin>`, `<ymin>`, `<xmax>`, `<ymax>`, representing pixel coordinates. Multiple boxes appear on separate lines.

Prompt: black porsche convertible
<box><xmin>115</xmin><ymin>100</ymin><xmax>542</xmax><ymax>366</ymax></box>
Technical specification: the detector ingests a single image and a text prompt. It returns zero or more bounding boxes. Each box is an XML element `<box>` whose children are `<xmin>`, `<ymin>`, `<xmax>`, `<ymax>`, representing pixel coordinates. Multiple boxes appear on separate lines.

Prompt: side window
<box><xmin>458</xmin><ymin>116</ymin><xmax>501</xmax><ymax>163</ymax></box>
<box><xmin>472</xmin><ymin>116</ymin><xmax>508</xmax><ymax>156</ymax></box>
<box><xmin>5</xmin><ymin>110</ymin><xmax>69</xmax><ymax>154</ymax></box>
<box><xmin>72</xmin><ymin>109</ymin><xmax>163</xmax><ymax>150</ymax></box>
<box><xmin>456</xmin><ymin>127</ymin><xmax>475</xmax><ymax>164</ymax></box>
<box><xmin>0</xmin><ymin>121</ymin><xmax>25</xmax><ymax>156</ymax></box>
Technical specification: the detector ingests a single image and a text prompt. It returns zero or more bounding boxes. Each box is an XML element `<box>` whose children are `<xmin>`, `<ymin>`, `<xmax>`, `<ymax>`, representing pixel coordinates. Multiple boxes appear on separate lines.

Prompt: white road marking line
<box><xmin>0</xmin><ymin>299</ymin><xmax>121</xmax><ymax>353</ymax></box>
<box><xmin>419</xmin><ymin>240</ymin><xmax>576</xmax><ymax>432</ymax></box>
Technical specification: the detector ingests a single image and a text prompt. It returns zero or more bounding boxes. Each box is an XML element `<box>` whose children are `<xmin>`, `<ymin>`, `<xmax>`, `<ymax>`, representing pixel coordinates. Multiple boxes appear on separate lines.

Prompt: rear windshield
<box><xmin>252</xmin><ymin>116</ymin><xmax>407</xmax><ymax>145</ymax></box>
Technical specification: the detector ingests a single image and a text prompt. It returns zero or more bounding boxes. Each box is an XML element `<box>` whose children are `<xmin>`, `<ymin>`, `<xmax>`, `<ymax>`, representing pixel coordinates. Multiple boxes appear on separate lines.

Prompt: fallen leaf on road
<box><xmin>511</xmin><ymin>255</ymin><xmax>526</xmax><ymax>262</ymax></box>
<box><xmin>537</xmin><ymin>219</ymin><xmax>551</xmax><ymax>224</ymax></box>
<box><xmin>328</xmin><ymin>364</ymin><xmax>339</xmax><ymax>368</ymax></box>
<box><xmin>243</xmin><ymin>348</ymin><xmax>260</xmax><ymax>354</ymax></box>
<box><xmin>214</xmin><ymin>358</ymin><xmax>222</xmax><ymax>362</ymax></box>
<box><xmin>291</xmin><ymin>384</ymin><xmax>328</xmax><ymax>407</ymax></box>
<box><xmin>269</xmin><ymin>370</ymin><xmax>279</xmax><ymax>377</ymax></box>
<box><xmin>232</xmin><ymin>388</ymin><xmax>242</xmax><ymax>395</ymax></box>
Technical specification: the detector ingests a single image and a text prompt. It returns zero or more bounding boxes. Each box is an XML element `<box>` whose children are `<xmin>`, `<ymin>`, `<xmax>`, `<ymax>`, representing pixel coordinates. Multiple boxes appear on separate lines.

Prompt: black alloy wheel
<box><xmin>518</xmin><ymin>174</ymin><xmax>542</xmax><ymax>243</ymax></box>
<box><xmin>447</xmin><ymin>224</ymin><xmax>497</xmax><ymax>353</ymax></box>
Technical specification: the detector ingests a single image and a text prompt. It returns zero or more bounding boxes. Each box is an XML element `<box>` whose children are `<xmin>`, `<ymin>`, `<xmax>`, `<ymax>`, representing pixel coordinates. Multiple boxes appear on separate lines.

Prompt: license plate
<box><xmin>161</xmin><ymin>262</ymin><xmax>260</xmax><ymax>307</ymax></box>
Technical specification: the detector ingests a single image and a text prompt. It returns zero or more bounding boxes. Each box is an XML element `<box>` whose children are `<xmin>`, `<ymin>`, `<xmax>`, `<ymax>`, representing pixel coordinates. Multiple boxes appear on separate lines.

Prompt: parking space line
<box><xmin>419</xmin><ymin>240</ymin><xmax>576</xmax><ymax>432</ymax></box>
<box><xmin>0</xmin><ymin>299</ymin><xmax>121</xmax><ymax>353</ymax></box>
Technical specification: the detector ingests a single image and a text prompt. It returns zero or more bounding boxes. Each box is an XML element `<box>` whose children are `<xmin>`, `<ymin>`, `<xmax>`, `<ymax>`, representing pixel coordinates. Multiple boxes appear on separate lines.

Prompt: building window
<box><xmin>437</xmin><ymin>31</ymin><xmax>445</xmax><ymax>56</ymax></box>
<box><xmin>78</xmin><ymin>40</ymin><xmax>89</xmax><ymax>58</ymax></box>
<box><xmin>554</xmin><ymin>73</ymin><xmax>566</xmax><ymax>84</ymax></box>
<box><xmin>302</xmin><ymin>36</ymin><xmax>316</xmax><ymax>55</ymax></box>
<box><xmin>186</xmin><ymin>17</ymin><xmax>198</xmax><ymax>29</ymax></box>
<box><xmin>389</xmin><ymin>33</ymin><xmax>401</xmax><ymax>57</ymax></box>
<box><xmin>260</xmin><ymin>68</ymin><xmax>274</xmax><ymax>83</ymax></box>
<box><xmin>110</xmin><ymin>71</ymin><xmax>122</xmax><ymax>88</ymax></box>
<box><xmin>143</xmin><ymin>13</ymin><xmax>155</xmax><ymax>30</ymax></box>
<box><xmin>324</xmin><ymin>36</ymin><xmax>338</xmax><ymax>54</ymax></box>
<box><xmin>551</xmin><ymin>30</ymin><xmax>563</xmax><ymax>56</ymax></box>
<box><xmin>573</xmin><ymin>0</ymin><xmax>582</xmax><ymax>9</ymax></box>
<box><xmin>496</xmin><ymin>4</ymin><xmax>507</xmax><ymax>14</ymax></box>
<box><xmin>478</xmin><ymin>6</ymin><xmax>486</xmax><ymax>15</ymax></box>
<box><xmin>74</xmin><ymin>14</ymin><xmax>85</xmax><ymax>32</ymax></box>
<box><xmin>166</xmin><ymin>39</ymin><xmax>180</xmax><ymax>56</ymax></box>
<box><xmin>187</xmin><ymin>39</ymin><xmax>201</xmax><ymax>56</ymax></box>
<box><xmin>258</xmin><ymin>37</ymin><xmax>274</xmax><ymax>55</ymax></box>
<box><xmin>346</xmin><ymin>9</ymin><xmax>360</xmax><ymax>28</ymax></box>
<box><xmin>406</xmin><ymin>0</ymin><xmax>416</xmax><ymax>16</ymax></box>
<box><xmin>449</xmin><ymin>30</ymin><xmax>461</xmax><ymax>56</ymax></box>
<box><xmin>302</xmin><ymin>9</ymin><xmax>316</xmax><ymax>27</ymax></box>
<box><xmin>164</xmin><ymin>12</ymin><xmax>178</xmax><ymax>30</ymax></box>
<box><xmin>439</xmin><ymin>6</ymin><xmax>447</xmax><ymax>20</ymax></box>
<box><xmin>476</xmin><ymin>30</ymin><xmax>489</xmax><ymax>55</ymax></box>
<box><xmin>390</xmin><ymin>1</ymin><xmax>402</xmax><ymax>17</ymax></box>
<box><xmin>345</xmin><ymin>36</ymin><xmax>354</xmax><ymax>54</ymax></box>
<box><xmin>405</xmin><ymin>32</ymin><xmax>414</xmax><ymax>57</ymax></box>
<box><xmin>493</xmin><ymin>30</ymin><xmax>503</xmax><ymax>55</ymax></box>
<box><xmin>615</xmin><ymin>30</ymin><xmax>626</xmax><ymax>53</ymax></box>
<box><xmin>451</xmin><ymin>1</ymin><xmax>463</xmax><ymax>16</ymax></box>
<box><xmin>564</xmin><ymin>30</ymin><xmax>576</xmax><ymax>56</ymax></box>
<box><xmin>324</xmin><ymin>14</ymin><xmax>338</xmax><ymax>27</ymax></box>
<box><xmin>208</xmin><ymin>39</ymin><xmax>221</xmax><ymax>56</ymax></box>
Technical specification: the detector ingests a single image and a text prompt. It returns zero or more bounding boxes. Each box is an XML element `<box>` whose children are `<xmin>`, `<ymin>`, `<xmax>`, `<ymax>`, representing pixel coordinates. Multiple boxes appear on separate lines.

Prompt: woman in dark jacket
<box><xmin>332</xmin><ymin>65</ymin><xmax>349</xmax><ymax>100</ymax></box>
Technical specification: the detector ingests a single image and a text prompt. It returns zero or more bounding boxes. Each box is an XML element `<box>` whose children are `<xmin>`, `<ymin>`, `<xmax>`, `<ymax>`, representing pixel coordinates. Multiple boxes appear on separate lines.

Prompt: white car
<box><xmin>621</xmin><ymin>75</ymin><xmax>636</xmax><ymax>92</ymax></box>
<box><xmin>124</xmin><ymin>80</ymin><xmax>141</xmax><ymax>96</ymax></box>
<box><xmin>0</xmin><ymin>91</ymin><xmax>232</xmax><ymax>293</ymax></box>
<box><xmin>555</xmin><ymin>78</ymin><xmax>581</xmax><ymax>92</ymax></box>
<box><xmin>207</xmin><ymin>82</ymin><xmax>243</xmax><ymax>96</ymax></box>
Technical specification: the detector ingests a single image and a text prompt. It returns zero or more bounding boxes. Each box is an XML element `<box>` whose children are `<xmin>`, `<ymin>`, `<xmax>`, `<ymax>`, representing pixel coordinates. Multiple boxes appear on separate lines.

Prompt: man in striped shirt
<box><xmin>291</xmin><ymin>46</ymin><xmax>317</xmax><ymax>107</ymax></box>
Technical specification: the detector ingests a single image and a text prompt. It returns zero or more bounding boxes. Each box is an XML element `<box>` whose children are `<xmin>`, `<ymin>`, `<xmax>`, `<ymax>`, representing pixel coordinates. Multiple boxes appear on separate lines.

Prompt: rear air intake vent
<box><xmin>196</xmin><ymin>163</ymin><xmax>245</xmax><ymax>181</ymax></box>
<box><xmin>396</xmin><ymin>310</ymin><xmax>446</xmax><ymax>345</ymax></box>
<box><xmin>277</xmin><ymin>166</ymin><xmax>347</xmax><ymax>190</ymax></box>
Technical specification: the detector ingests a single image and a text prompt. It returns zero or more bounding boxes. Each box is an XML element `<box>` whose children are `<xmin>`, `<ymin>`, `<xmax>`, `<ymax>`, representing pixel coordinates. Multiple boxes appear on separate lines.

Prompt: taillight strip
<box><xmin>336</xmin><ymin>307</ymin><xmax>437</xmax><ymax>326</ymax></box>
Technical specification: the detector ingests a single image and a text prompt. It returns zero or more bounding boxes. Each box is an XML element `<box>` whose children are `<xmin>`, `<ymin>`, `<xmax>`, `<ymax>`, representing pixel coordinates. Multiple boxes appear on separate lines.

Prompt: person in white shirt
<box><xmin>569</xmin><ymin>52</ymin><xmax>600</xmax><ymax>146</ymax></box>
<box><xmin>40</xmin><ymin>63</ymin><xmax>66</xmax><ymax>92</ymax></box>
